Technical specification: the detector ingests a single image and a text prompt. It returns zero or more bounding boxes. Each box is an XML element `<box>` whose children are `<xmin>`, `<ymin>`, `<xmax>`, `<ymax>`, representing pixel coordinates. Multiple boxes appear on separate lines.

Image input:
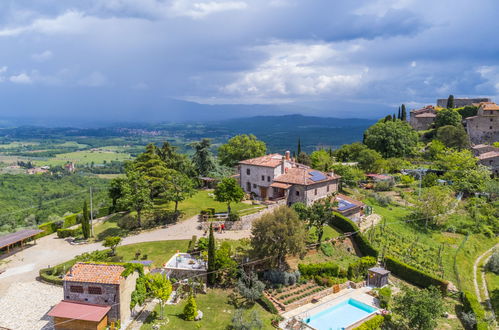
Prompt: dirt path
<box><xmin>473</xmin><ymin>244</ymin><xmax>498</xmax><ymax>310</ymax></box>
<box><xmin>478</xmin><ymin>246</ymin><xmax>497</xmax><ymax>321</ymax></box>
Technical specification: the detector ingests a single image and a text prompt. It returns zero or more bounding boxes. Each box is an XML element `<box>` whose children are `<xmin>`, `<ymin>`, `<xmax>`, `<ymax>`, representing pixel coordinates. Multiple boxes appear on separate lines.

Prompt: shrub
<box><xmin>331</xmin><ymin>213</ymin><xmax>378</xmax><ymax>258</ymax></box>
<box><xmin>183</xmin><ymin>295</ymin><xmax>198</xmax><ymax>321</ymax></box>
<box><xmin>56</xmin><ymin>227</ymin><xmax>82</xmax><ymax>238</ymax></box>
<box><xmin>63</xmin><ymin>213</ymin><xmax>78</xmax><ymax>228</ymax></box>
<box><xmin>486</xmin><ymin>250</ymin><xmax>499</xmax><ymax>274</ymax></box>
<box><xmin>38</xmin><ymin>220</ymin><xmax>62</xmax><ymax>237</ymax></box>
<box><xmin>298</xmin><ymin>262</ymin><xmax>339</xmax><ymax>278</ymax></box>
<box><xmin>197</xmin><ymin>237</ymin><xmax>208</xmax><ymax>251</ymax></box>
<box><xmin>117</xmin><ymin>213</ymin><xmax>140</xmax><ymax>230</ymax></box>
<box><xmin>187</xmin><ymin>235</ymin><xmax>197</xmax><ymax>253</ymax></box>
<box><xmin>228</xmin><ymin>212</ymin><xmax>240</xmax><ymax>221</ymax></box>
<box><xmin>320</xmin><ymin>243</ymin><xmax>334</xmax><ymax>257</ymax></box>
<box><xmin>258</xmin><ymin>295</ymin><xmax>278</xmax><ymax>314</ymax></box>
<box><xmin>353</xmin><ymin>315</ymin><xmax>384</xmax><ymax>330</ymax></box>
<box><xmin>384</xmin><ymin>256</ymin><xmax>448</xmax><ymax>292</ymax></box>
<box><xmin>347</xmin><ymin>256</ymin><xmax>377</xmax><ymax>280</ymax></box>
<box><xmin>262</xmin><ymin>270</ymin><xmax>301</xmax><ymax>286</ymax></box>
<box><xmin>374</xmin><ymin>181</ymin><xmax>394</xmax><ymax>192</ymax></box>
<box><xmin>377</xmin><ymin>287</ymin><xmax>392</xmax><ymax>309</ymax></box>
<box><xmin>461</xmin><ymin>291</ymin><xmax>488</xmax><ymax>330</ymax></box>
<box><xmin>373</xmin><ymin>193</ymin><xmax>391</xmax><ymax>207</ymax></box>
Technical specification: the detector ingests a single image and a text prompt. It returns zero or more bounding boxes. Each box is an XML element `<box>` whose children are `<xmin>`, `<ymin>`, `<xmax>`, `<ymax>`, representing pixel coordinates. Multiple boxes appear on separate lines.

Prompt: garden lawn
<box><xmin>141</xmin><ymin>289</ymin><xmax>274</xmax><ymax>330</ymax></box>
<box><xmin>93</xmin><ymin>214</ymin><xmax>129</xmax><ymax>241</ymax></box>
<box><xmin>155</xmin><ymin>190</ymin><xmax>261</xmax><ymax>219</ymax></box>
<box><xmin>115</xmin><ymin>240</ymin><xmax>189</xmax><ymax>268</ymax></box>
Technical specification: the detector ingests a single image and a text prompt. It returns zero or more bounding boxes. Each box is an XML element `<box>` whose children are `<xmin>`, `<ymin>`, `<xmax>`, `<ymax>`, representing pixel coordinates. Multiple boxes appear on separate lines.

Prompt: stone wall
<box><xmin>466</xmin><ymin>112</ymin><xmax>499</xmax><ymax>144</ymax></box>
<box><xmin>437</xmin><ymin>97</ymin><xmax>490</xmax><ymax>108</ymax></box>
<box><xmin>64</xmin><ymin>281</ymin><xmax>121</xmax><ymax>321</ymax></box>
<box><xmin>409</xmin><ymin>116</ymin><xmax>435</xmax><ymax>130</ymax></box>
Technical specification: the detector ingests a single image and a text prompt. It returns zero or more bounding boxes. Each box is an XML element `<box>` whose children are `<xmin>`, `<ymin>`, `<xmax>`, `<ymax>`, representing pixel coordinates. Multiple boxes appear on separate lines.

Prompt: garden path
<box><xmin>473</xmin><ymin>244</ymin><xmax>498</xmax><ymax>318</ymax></box>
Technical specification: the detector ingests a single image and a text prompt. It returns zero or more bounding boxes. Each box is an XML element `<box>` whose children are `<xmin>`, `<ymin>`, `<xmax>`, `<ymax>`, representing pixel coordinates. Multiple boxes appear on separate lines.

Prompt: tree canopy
<box><xmin>251</xmin><ymin>206</ymin><xmax>307</xmax><ymax>267</ymax></box>
<box><xmin>161</xmin><ymin>169</ymin><xmax>195</xmax><ymax>213</ymax></box>
<box><xmin>191</xmin><ymin>138</ymin><xmax>217</xmax><ymax>177</ymax></box>
<box><xmin>363</xmin><ymin>121</ymin><xmax>418</xmax><ymax>158</ymax></box>
<box><xmin>434</xmin><ymin>108</ymin><xmax>462</xmax><ymax>128</ymax></box>
<box><xmin>118</xmin><ymin>169</ymin><xmax>152</xmax><ymax>227</ymax></box>
<box><xmin>333</xmin><ymin>142</ymin><xmax>369</xmax><ymax>162</ymax></box>
<box><xmin>435</xmin><ymin>125</ymin><xmax>469</xmax><ymax>150</ymax></box>
<box><xmin>310</xmin><ymin>149</ymin><xmax>334</xmax><ymax>172</ymax></box>
<box><xmin>393</xmin><ymin>286</ymin><xmax>444</xmax><ymax>330</ymax></box>
<box><xmin>214</xmin><ymin>177</ymin><xmax>244</xmax><ymax>214</ymax></box>
<box><xmin>218</xmin><ymin>134</ymin><xmax>266</xmax><ymax>167</ymax></box>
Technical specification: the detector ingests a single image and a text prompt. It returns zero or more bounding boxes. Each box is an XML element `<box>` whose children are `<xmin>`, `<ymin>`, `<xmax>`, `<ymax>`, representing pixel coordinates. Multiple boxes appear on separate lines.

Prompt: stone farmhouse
<box><xmin>238</xmin><ymin>152</ymin><xmax>340</xmax><ymax>206</ymax></box>
<box><xmin>466</xmin><ymin>102</ymin><xmax>499</xmax><ymax>145</ymax></box>
<box><xmin>477</xmin><ymin>151</ymin><xmax>499</xmax><ymax>176</ymax></box>
<box><xmin>409</xmin><ymin>105</ymin><xmax>437</xmax><ymax>130</ymax></box>
<box><xmin>437</xmin><ymin>97</ymin><xmax>491</xmax><ymax>108</ymax></box>
<box><xmin>49</xmin><ymin>263</ymin><xmax>139</xmax><ymax>329</ymax></box>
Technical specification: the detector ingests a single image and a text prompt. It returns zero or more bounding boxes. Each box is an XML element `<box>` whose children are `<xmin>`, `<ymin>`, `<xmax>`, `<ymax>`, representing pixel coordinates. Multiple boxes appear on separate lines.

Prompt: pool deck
<box><xmin>281</xmin><ymin>286</ymin><xmax>379</xmax><ymax>327</ymax></box>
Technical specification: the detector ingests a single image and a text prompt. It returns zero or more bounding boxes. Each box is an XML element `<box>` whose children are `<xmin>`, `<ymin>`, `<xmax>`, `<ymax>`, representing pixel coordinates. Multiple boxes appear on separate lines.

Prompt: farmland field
<box><xmin>32</xmin><ymin>149</ymin><xmax>132</xmax><ymax>166</ymax></box>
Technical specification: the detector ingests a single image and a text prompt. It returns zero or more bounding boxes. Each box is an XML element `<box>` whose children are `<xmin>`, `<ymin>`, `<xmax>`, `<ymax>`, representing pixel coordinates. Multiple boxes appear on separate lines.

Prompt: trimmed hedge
<box><xmin>37</xmin><ymin>221</ymin><xmax>61</xmax><ymax>237</ymax></box>
<box><xmin>461</xmin><ymin>291</ymin><xmax>488</xmax><ymax>330</ymax></box>
<box><xmin>39</xmin><ymin>267</ymin><xmax>63</xmax><ymax>285</ymax></box>
<box><xmin>384</xmin><ymin>256</ymin><xmax>448</xmax><ymax>292</ymax></box>
<box><xmin>331</xmin><ymin>212</ymin><xmax>378</xmax><ymax>257</ymax></box>
<box><xmin>353</xmin><ymin>315</ymin><xmax>384</xmax><ymax>330</ymax></box>
<box><xmin>56</xmin><ymin>227</ymin><xmax>82</xmax><ymax>238</ymax></box>
<box><xmin>258</xmin><ymin>295</ymin><xmax>279</xmax><ymax>314</ymax></box>
<box><xmin>298</xmin><ymin>262</ymin><xmax>339</xmax><ymax>278</ymax></box>
<box><xmin>63</xmin><ymin>214</ymin><xmax>78</xmax><ymax>228</ymax></box>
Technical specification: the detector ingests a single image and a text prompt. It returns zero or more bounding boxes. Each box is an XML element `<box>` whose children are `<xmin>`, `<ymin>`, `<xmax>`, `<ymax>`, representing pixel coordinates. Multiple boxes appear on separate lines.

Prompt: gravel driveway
<box><xmin>0</xmin><ymin>214</ymin><xmax>252</xmax><ymax>329</ymax></box>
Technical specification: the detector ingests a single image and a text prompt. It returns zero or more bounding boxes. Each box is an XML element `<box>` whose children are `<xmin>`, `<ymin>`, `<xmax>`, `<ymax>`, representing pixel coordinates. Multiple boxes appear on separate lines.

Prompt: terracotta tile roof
<box><xmin>480</xmin><ymin>102</ymin><xmax>499</xmax><ymax>111</ymax></box>
<box><xmin>269</xmin><ymin>182</ymin><xmax>292</xmax><ymax>189</ymax></box>
<box><xmin>274</xmin><ymin>167</ymin><xmax>340</xmax><ymax>186</ymax></box>
<box><xmin>48</xmin><ymin>300</ymin><xmax>111</xmax><ymax>322</ymax></box>
<box><xmin>238</xmin><ymin>153</ymin><xmax>284</xmax><ymax>167</ymax></box>
<box><xmin>64</xmin><ymin>263</ymin><xmax>125</xmax><ymax>285</ymax></box>
<box><xmin>478</xmin><ymin>151</ymin><xmax>499</xmax><ymax>160</ymax></box>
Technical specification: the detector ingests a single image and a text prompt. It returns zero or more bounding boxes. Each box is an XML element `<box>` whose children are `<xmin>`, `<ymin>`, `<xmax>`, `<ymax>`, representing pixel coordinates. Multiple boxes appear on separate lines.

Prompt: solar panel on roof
<box><xmin>337</xmin><ymin>200</ymin><xmax>356</xmax><ymax>211</ymax></box>
<box><xmin>309</xmin><ymin>171</ymin><xmax>327</xmax><ymax>182</ymax></box>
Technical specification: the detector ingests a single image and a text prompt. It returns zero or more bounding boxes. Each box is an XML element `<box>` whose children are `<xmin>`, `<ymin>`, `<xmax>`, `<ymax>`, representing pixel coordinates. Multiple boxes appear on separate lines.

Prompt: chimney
<box><xmin>285</xmin><ymin>151</ymin><xmax>291</xmax><ymax>160</ymax></box>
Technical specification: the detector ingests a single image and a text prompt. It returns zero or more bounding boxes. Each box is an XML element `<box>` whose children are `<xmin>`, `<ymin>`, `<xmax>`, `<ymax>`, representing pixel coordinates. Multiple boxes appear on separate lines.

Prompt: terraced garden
<box><xmin>265</xmin><ymin>282</ymin><xmax>327</xmax><ymax>309</ymax></box>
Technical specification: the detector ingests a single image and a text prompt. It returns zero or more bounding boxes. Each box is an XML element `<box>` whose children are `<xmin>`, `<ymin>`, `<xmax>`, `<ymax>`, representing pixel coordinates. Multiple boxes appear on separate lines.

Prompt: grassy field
<box><xmin>0</xmin><ymin>141</ymin><xmax>39</xmax><ymax>149</ymax></box>
<box><xmin>156</xmin><ymin>190</ymin><xmax>261</xmax><ymax>219</ymax></box>
<box><xmin>142</xmin><ymin>289</ymin><xmax>274</xmax><ymax>330</ymax></box>
<box><xmin>33</xmin><ymin>150</ymin><xmax>132</xmax><ymax>166</ymax></box>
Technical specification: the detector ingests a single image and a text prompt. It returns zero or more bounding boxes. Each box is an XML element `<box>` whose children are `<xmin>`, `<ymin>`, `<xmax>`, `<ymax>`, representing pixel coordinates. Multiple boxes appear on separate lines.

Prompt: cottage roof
<box><xmin>273</xmin><ymin>167</ymin><xmax>340</xmax><ymax>186</ymax></box>
<box><xmin>478</xmin><ymin>151</ymin><xmax>499</xmax><ymax>160</ymax></box>
<box><xmin>269</xmin><ymin>182</ymin><xmax>292</xmax><ymax>189</ymax></box>
<box><xmin>64</xmin><ymin>263</ymin><xmax>125</xmax><ymax>284</ymax></box>
<box><xmin>365</xmin><ymin>173</ymin><xmax>392</xmax><ymax>180</ymax></box>
<box><xmin>411</xmin><ymin>105</ymin><xmax>435</xmax><ymax>114</ymax></box>
<box><xmin>48</xmin><ymin>301</ymin><xmax>111</xmax><ymax>322</ymax></box>
<box><xmin>368</xmin><ymin>267</ymin><xmax>390</xmax><ymax>275</ymax></box>
<box><xmin>480</xmin><ymin>102</ymin><xmax>499</xmax><ymax>111</ymax></box>
<box><xmin>238</xmin><ymin>153</ymin><xmax>284</xmax><ymax>167</ymax></box>
<box><xmin>414</xmin><ymin>112</ymin><xmax>436</xmax><ymax>118</ymax></box>
<box><xmin>336</xmin><ymin>194</ymin><xmax>365</xmax><ymax>210</ymax></box>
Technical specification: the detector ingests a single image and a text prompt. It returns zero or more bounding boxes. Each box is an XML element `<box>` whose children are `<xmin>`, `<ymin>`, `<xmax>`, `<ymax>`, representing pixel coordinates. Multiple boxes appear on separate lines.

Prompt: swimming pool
<box><xmin>304</xmin><ymin>298</ymin><xmax>378</xmax><ymax>330</ymax></box>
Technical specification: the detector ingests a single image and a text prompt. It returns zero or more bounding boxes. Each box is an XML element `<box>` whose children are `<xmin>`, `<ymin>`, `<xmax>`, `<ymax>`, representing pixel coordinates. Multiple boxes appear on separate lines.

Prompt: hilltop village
<box><xmin>0</xmin><ymin>95</ymin><xmax>497</xmax><ymax>330</ymax></box>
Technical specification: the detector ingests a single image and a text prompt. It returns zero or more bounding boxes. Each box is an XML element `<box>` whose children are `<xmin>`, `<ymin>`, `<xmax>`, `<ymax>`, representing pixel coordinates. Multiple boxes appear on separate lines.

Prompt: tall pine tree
<box><xmin>397</xmin><ymin>106</ymin><xmax>401</xmax><ymax>119</ymax></box>
<box><xmin>297</xmin><ymin>138</ymin><xmax>302</xmax><ymax>156</ymax></box>
<box><xmin>207</xmin><ymin>223</ymin><xmax>216</xmax><ymax>286</ymax></box>
<box><xmin>81</xmin><ymin>200</ymin><xmax>90</xmax><ymax>239</ymax></box>
<box><xmin>447</xmin><ymin>94</ymin><xmax>455</xmax><ymax>109</ymax></box>
<box><xmin>401</xmin><ymin>104</ymin><xmax>407</xmax><ymax>121</ymax></box>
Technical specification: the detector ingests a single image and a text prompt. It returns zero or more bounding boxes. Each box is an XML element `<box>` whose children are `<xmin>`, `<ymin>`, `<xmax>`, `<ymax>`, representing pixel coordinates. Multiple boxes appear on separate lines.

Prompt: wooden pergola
<box><xmin>0</xmin><ymin>229</ymin><xmax>44</xmax><ymax>253</ymax></box>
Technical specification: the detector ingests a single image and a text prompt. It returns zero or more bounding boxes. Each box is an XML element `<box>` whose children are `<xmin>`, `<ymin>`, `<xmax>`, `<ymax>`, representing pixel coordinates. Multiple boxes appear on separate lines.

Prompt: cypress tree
<box><xmin>397</xmin><ymin>107</ymin><xmax>401</xmax><ymax>119</ymax></box>
<box><xmin>384</xmin><ymin>115</ymin><xmax>392</xmax><ymax>122</ymax></box>
<box><xmin>207</xmin><ymin>223</ymin><xmax>216</xmax><ymax>285</ymax></box>
<box><xmin>401</xmin><ymin>104</ymin><xmax>407</xmax><ymax>121</ymax></box>
<box><xmin>447</xmin><ymin>94</ymin><xmax>454</xmax><ymax>109</ymax></box>
<box><xmin>81</xmin><ymin>200</ymin><xmax>90</xmax><ymax>239</ymax></box>
<box><xmin>297</xmin><ymin>138</ymin><xmax>302</xmax><ymax>156</ymax></box>
<box><xmin>392</xmin><ymin>113</ymin><xmax>396</xmax><ymax>121</ymax></box>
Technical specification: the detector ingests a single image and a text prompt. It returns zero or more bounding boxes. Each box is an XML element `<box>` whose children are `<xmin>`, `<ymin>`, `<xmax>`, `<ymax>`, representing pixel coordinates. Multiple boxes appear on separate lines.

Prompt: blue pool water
<box><xmin>305</xmin><ymin>298</ymin><xmax>377</xmax><ymax>330</ymax></box>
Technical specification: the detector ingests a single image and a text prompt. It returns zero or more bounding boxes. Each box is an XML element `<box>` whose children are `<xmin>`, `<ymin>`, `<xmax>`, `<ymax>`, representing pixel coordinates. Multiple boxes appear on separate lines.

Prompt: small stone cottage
<box><xmin>466</xmin><ymin>102</ymin><xmax>499</xmax><ymax>145</ymax></box>
<box><xmin>49</xmin><ymin>263</ymin><xmax>139</xmax><ymax>329</ymax></box>
<box><xmin>409</xmin><ymin>105</ymin><xmax>437</xmax><ymax>130</ymax></box>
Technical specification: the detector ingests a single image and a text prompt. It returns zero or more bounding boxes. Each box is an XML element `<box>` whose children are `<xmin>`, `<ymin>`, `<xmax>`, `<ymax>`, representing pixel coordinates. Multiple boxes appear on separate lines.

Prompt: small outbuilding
<box><xmin>367</xmin><ymin>267</ymin><xmax>390</xmax><ymax>288</ymax></box>
<box><xmin>164</xmin><ymin>253</ymin><xmax>207</xmax><ymax>281</ymax></box>
<box><xmin>48</xmin><ymin>300</ymin><xmax>110</xmax><ymax>330</ymax></box>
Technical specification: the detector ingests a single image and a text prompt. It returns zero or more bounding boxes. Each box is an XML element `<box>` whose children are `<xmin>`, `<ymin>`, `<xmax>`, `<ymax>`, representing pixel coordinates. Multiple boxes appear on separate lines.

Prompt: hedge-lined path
<box><xmin>473</xmin><ymin>244</ymin><xmax>498</xmax><ymax>317</ymax></box>
<box><xmin>475</xmin><ymin>244</ymin><xmax>498</xmax><ymax>321</ymax></box>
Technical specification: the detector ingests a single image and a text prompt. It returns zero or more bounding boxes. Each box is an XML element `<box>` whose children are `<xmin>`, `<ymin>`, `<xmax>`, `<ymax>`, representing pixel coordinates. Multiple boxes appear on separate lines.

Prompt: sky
<box><xmin>0</xmin><ymin>0</ymin><xmax>498</xmax><ymax>123</ymax></box>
